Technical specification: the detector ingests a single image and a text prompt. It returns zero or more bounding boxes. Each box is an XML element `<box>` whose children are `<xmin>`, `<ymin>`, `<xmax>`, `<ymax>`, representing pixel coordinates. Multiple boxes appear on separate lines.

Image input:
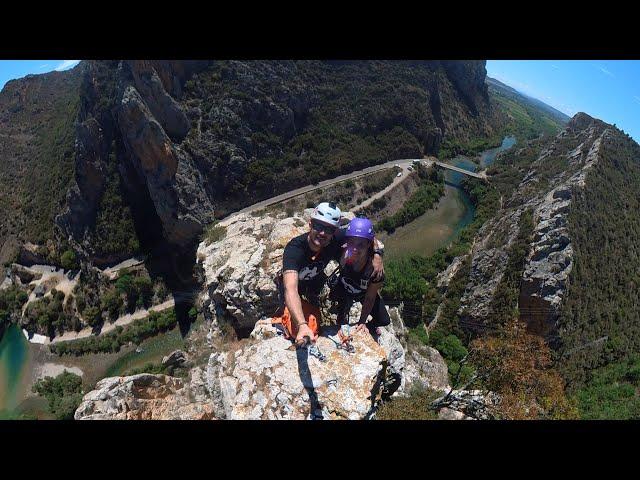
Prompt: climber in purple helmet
<box><xmin>327</xmin><ymin>216</ymin><xmax>391</xmax><ymax>340</ymax></box>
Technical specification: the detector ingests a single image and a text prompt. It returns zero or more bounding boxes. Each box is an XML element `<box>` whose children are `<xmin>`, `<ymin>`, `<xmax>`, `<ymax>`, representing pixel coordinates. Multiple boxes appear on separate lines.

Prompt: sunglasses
<box><xmin>311</xmin><ymin>220</ymin><xmax>337</xmax><ymax>234</ymax></box>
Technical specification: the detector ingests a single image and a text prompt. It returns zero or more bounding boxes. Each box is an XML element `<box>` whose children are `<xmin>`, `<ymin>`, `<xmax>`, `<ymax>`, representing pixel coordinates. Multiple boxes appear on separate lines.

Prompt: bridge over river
<box><xmin>220</xmin><ymin>158</ymin><xmax>485</xmax><ymax>224</ymax></box>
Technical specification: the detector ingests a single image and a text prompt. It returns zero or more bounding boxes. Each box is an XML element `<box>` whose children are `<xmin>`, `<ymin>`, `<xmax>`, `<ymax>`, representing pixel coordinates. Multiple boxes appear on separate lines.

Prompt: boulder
<box><xmin>198</xmin><ymin>210</ymin><xmax>310</xmax><ymax>331</ymax></box>
<box><xmin>75</xmin><ymin>371</ymin><xmax>214</xmax><ymax>420</ymax></box>
<box><xmin>34</xmin><ymin>284</ymin><xmax>46</xmax><ymax>297</ymax></box>
<box><xmin>206</xmin><ymin>325</ymin><xmax>394</xmax><ymax>420</ymax></box>
<box><xmin>162</xmin><ymin>350</ymin><xmax>187</xmax><ymax>368</ymax></box>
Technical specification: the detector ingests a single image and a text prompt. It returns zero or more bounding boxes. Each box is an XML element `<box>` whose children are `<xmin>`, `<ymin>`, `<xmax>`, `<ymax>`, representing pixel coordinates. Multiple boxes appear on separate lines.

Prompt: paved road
<box><xmin>219</xmin><ymin>157</ymin><xmax>486</xmax><ymax>224</ymax></box>
<box><xmin>352</xmin><ymin>162</ymin><xmax>412</xmax><ymax>212</ymax></box>
<box><xmin>220</xmin><ymin>159</ymin><xmax>415</xmax><ymax>224</ymax></box>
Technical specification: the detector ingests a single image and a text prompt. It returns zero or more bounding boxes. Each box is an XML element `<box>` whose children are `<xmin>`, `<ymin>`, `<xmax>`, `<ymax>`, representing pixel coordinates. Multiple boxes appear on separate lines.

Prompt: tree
<box><xmin>33</xmin><ymin>371</ymin><xmax>83</xmax><ymax>420</ymax></box>
<box><xmin>60</xmin><ymin>249</ymin><xmax>78</xmax><ymax>271</ymax></box>
<box><xmin>467</xmin><ymin>319</ymin><xmax>578</xmax><ymax>420</ymax></box>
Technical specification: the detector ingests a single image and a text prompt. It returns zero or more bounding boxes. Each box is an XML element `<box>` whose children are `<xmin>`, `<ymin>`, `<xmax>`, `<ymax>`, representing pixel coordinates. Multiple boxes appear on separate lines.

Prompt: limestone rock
<box><xmin>75</xmin><ymin>371</ymin><xmax>214</xmax><ymax>420</ymax></box>
<box><xmin>206</xmin><ymin>326</ymin><xmax>392</xmax><ymax>420</ymax></box>
<box><xmin>162</xmin><ymin>350</ymin><xmax>187</xmax><ymax>368</ymax></box>
<box><xmin>401</xmin><ymin>345</ymin><xmax>450</xmax><ymax>394</ymax></box>
<box><xmin>197</xmin><ymin>210</ymin><xmax>309</xmax><ymax>331</ymax></box>
<box><xmin>458</xmin><ymin>118</ymin><xmax>612</xmax><ymax>337</ymax></box>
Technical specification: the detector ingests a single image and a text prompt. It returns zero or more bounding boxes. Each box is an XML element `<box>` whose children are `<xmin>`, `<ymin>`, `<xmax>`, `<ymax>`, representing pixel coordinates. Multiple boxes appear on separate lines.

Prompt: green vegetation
<box><xmin>488</xmin><ymin>81</ymin><xmax>566</xmax><ymax>142</ymax></box>
<box><xmin>557</xmin><ymin>130</ymin><xmax>640</xmax><ymax>392</ymax></box>
<box><xmin>0</xmin><ymin>286</ymin><xmax>29</xmax><ymax>330</ymax></box>
<box><xmin>93</xmin><ymin>143</ymin><xmax>140</xmax><ymax>257</ymax></box>
<box><xmin>50</xmin><ymin>308</ymin><xmax>177</xmax><ymax>356</ymax></box>
<box><xmin>438</xmin><ymin>135</ymin><xmax>503</xmax><ymax>160</ymax></box>
<box><xmin>574</xmin><ymin>356</ymin><xmax>640</xmax><ymax>419</ymax></box>
<box><xmin>71</xmin><ymin>266</ymin><xmax>166</xmax><ymax>334</ymax></box>
<box><xmin>375</xmin><ymin>385</ymin><xmax>440</xmax><ymax>420</ymax></box>
<box><xmin>104</xmin><ymin>324</ymin><xmax>186</xmax><ymax>377</ymax></box>
<box><xmin>182</xmin><ymin>61</ymin><xmax>496</xmax><ymax>217</ymax></box>
<box><xmin>383</xmin><ymin>172</ymin><xmax>502</xmax><ymax>332</ymax></box>
<box><xmin>276</xmin><ymin>168</ymin><xmax>398</xmax><ymax>217</ymax></box>
<box><xmin>203</xmin><ymin>220</ymin><xmax>227</xmax><ymax>244</ymax></box>
<box><xmin>124</xmin><ymin>362</ymin><xmax>167</xmax><ymax>376</ymax></box>
<box><xmin>60</xmin><ymin>249</ymin><xmax>78</xmax><ymax>271</ymax></box>
<box><xmin>0</xmin><ymin>69</ymin><xmax>82</xmax><ymax>247</ymax></box>
<box><xmin>377</xmin><ymin>166</ymin><xmax>444</xmax><ymax>233</ymax></box>
<box><xmin>429</xmin><ymin>330</ymin><xmax>474</xmax><ymax>383</ymax></box>
<box><xmin>32</xmin><ymin>371</ymin><xmax>83</xmax><ymax>420</ymax></box>
<box><xmin>488</xmin><ymin>209</ymin><xmax>534</xmax><ymax>327</ymax></box>
<box><xmin>24</xmin><ymin>289</ymin><xmax>77</xmax><ymax>338</ymax></box>
<box><xmin>114</xmin><ymin>272</ymin><xmax>154</xmax><ymax>312</ymax></box>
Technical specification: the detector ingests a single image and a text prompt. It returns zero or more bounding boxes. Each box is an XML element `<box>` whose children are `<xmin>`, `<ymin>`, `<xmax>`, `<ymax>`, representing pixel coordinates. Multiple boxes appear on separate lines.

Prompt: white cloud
<box><xmin>591</xmin><ymin>62</ymin><xmax>615</xmax><ymax>78</ymax></box>
<box><xmin>551</xmin><ymin>64</ymin><xmax>560</xmax><ymax>70</ymax></box>
<box><xmin>38</xmin><ymin>63</ymin><xmax>50</xmax><ymax>69</ymax></box>
<box><xmin>599</xmin><ymin>66</ymin><xmax>615</xmax><ymax>77</ymax></box>
<box><xmin>54</xmin><ymin>60</ymin><xmax>80</xmax><ymax>71</ymax></box>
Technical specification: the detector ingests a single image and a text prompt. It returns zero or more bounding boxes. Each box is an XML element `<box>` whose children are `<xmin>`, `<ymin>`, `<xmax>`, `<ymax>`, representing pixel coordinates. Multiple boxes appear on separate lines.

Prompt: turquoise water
<box><xmin>0</xmin><ymin>136</ymin><xmax>518</xmax><ymax>416</ymax></box>
<box><xmin>479</xmin><ymin>136</ymin><xmax>517</xmax><ymax>168</ymax></box>
<box><xmin>0</xmin><ymin>324</ymin><xmax>30</xmax><ymax>415</ymax></box>
<box><xmin>384</xmin><ymin>136</ymin><xmax>516</xmax><ymax>257</ymax></box>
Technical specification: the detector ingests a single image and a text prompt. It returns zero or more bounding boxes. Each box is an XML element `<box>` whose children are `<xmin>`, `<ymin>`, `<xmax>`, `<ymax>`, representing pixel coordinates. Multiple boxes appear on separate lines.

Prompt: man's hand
<box><xmin>371</xmin><ymin>253</ymin><xmax>384</xmax><ymax>282</ymax></box>
<box><xmin>295</xmin><ymin>323</ymin><xmax>317</xmax><ymax>345</ymax></box>
<box><xmin>354</xmin><ymin>322</ymin><xmax>369</xmax><ymax>334</ymax></box>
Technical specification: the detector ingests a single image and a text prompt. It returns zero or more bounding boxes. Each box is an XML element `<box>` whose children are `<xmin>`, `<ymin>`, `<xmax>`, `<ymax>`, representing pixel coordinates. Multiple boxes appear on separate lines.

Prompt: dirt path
<box><xmin>21</xmin><ymin>265</ymin><xmax>80</xmax><ymax>314</ymax></box>
<box><xmin>45</xmin><ymin>298</ymin><xmax>176</xmax><ymax>345</ymax></box>
<box><xmin>352</xmin><ymin>163</ymin><xmax>412</xmax><ymax>212</ymax></box>
<box><xmin>220</xmin><ymin>159</ymin><xmax>415</xmax><ymax>225</ymax></box>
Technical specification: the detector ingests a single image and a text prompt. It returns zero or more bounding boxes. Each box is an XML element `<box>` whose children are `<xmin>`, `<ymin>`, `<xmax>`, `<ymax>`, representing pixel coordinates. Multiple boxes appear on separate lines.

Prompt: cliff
<box><xmin>458</xmin><ymin>113</ymin><xmax>612</xmax><ymax>337</ymax></box>
<box><xmin>1</xmin><ymin>60</ymin><xmax>501</xmax><ymax>266</ymax></box>
<box><xmin>75</xmin><ymin>209</ymin><xmax>453</xmax><ymax>420</ymax></box>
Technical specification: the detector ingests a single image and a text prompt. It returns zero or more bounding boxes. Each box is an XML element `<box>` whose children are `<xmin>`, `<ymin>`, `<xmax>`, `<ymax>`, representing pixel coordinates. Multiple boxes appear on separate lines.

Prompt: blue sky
<box><xmin>1</xmin><ymin>60</ymin><xmax>638</xmax><ymax>142</ymax></box>
<box><xmin>0</xmin><ymin>60</ymin><xmax>80</xmax><ymax>90</ymax></box>
<box><xmin>487</xmin><ymin>60</ymin><xmax>640</xmax><ymax>142</ymax></box>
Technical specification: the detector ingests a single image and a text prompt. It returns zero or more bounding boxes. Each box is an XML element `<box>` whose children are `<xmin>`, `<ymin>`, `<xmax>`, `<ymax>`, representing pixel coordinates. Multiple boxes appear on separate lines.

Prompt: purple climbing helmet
<box><xmin>345</xmin><ymin>217</ymin><xmax>375</xmax><ymax>241</ymax></box>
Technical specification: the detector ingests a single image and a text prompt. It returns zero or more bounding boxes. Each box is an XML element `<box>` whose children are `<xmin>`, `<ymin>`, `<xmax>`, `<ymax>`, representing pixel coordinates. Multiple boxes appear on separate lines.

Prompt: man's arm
<box><xmin>283</xmin><ymin>271</ymin><xmax>317</xmax><ymax>342</ymax></box>
<box><xmin>356</xmin><ymin>282</ymin><xmax>382</xmax><ymax>329</ymax></box>
<box><xmin>371</xmin><ymin>237</ymin><xmax>385</xmax><ymax>281</ymax></box>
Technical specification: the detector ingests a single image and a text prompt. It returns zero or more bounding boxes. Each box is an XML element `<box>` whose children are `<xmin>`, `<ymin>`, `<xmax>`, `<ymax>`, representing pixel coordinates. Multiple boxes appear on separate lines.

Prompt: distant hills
<box><xmin>487</xmin><ymin>76</ymin><xmax>570</xmax><ymax>125</ymax></box>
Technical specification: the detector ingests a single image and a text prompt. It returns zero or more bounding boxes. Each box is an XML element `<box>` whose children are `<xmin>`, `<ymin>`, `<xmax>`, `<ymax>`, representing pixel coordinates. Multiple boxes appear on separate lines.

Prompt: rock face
<box><xmin>56</xmin><ymin>60</ymin><xmax>214</xmax><ymax>259</ymax></box>
<box><xmin>198</xmin><ymin>209</ymin><xmax>315</xmax><ymax>332</ymax></box>
<box><xmin>458</xmin><ymin>113</ymin><xmax>612</xmax><ymax>335</ymax></box>
<box><xmin>0</xmin><ymin>59</ymin><xmax>502</xmax><ymax>264</ymax></box>
<box><xmin>194</xmin><ymin>210</ymin><xmax>451</xmax><ymax>419</ymax></box>
<box><xmin>75</xmin><ymin>371</ymin><xmax>214</xmax><ymax>420</ymax></box>
<box><xmin>207</xmin><ymin>325</ymin><xmax>392</xmax><ymax>420</ymax></box>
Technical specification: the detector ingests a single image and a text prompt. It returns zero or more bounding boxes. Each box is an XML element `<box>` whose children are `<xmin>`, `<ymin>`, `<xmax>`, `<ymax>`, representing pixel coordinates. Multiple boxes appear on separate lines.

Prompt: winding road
<box><xmin>220</xmin><ymin>158</ymin><xmax>486</xmax><ymax>224</ymax></box>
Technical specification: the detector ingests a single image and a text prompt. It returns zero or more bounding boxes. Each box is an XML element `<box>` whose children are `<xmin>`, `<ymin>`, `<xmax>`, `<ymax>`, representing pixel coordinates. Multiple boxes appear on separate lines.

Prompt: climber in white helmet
<box><xmin>272</xmin><ymin>202</ymin><xmax>385</xmax><ymax>347</ymax></box>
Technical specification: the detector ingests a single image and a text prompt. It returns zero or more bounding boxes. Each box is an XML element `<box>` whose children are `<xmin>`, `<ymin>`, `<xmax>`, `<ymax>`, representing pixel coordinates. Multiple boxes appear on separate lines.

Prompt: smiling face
<box><xmin>344</xmin><ymin>236</ymin><xmax>371</xmax><ymax>265</ymax></box>
<box><xmin>308</xmin><ymin>219</ymin><xmax>336</xmax><ymax>251</ymax></box>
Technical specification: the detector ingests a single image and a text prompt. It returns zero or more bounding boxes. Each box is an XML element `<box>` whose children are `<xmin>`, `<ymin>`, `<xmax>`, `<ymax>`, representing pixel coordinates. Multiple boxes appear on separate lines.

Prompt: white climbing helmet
<box><xmin>311</xmin><ymin>202</ymin><xmax>341</xmax><ymax>227</ymax></box>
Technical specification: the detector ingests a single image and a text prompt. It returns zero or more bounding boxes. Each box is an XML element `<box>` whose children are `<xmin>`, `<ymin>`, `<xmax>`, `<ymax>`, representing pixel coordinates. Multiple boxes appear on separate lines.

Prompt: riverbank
<box><xmin>381</xmin><ymin>136</ymin><xmax>516</xmax><ymax>258</ymax></box>
<box><xmin>381</xmin><ymin>184</ymin><xmax>473</xmax><ymax>259</ymax></box>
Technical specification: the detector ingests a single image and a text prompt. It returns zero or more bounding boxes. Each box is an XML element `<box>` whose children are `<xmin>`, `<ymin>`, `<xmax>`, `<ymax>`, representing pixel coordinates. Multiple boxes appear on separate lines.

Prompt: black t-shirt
<box><xmin>333</xmin><ymin>258</ymin><xmax>384</xmax><ymax>299</ymax></box>
<box><xmin>282</xmin><ymin>231</ymin><xmax>343</xmax><ymax>303</ymax></box>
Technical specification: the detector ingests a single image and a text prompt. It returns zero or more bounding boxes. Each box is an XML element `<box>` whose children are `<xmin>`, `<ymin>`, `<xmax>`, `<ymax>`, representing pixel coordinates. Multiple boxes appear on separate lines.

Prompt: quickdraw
<box><xmin>336</xmin><ymin>324</ymin><xmax>355</xmax><ymax>354</ymax></box>
<box><xmin>286</xmin><ymin>335</ymin><xmax>327</xmax><ymax>362</ymax></box>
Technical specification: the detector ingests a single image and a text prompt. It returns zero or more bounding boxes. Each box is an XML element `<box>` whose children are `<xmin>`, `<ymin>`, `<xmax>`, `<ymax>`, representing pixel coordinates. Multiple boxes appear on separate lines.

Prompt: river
<box><xmin>0</xmin><ymin>324</ymin><xmax>31</xmax><ymax>416</ymax></box>
<box><xmin>0</xmin><ymin>135</ymin><xmax>516</xmax><ymax>417</ymax></box>
<box><xmin>382</xmin><ymin>136</ymin><xmax>516</xmax><ymax>258</ymax></box>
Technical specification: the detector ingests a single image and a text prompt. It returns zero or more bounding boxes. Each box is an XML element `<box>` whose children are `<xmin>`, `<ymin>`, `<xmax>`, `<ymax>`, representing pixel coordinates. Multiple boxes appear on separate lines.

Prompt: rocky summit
<box><xmin>75</xmin><ymin>209</ymin><xmax>452</xmax><ymax>420</ymax></box>
<box><xmin>209</xmin><ymin>323</ymin><xmax>393</xmax><ymax>420</ymax></box>
<box><xmin>74</xmin><ymin>370</ymin><xmax>214</xmax><ymax>420</ymax></box>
